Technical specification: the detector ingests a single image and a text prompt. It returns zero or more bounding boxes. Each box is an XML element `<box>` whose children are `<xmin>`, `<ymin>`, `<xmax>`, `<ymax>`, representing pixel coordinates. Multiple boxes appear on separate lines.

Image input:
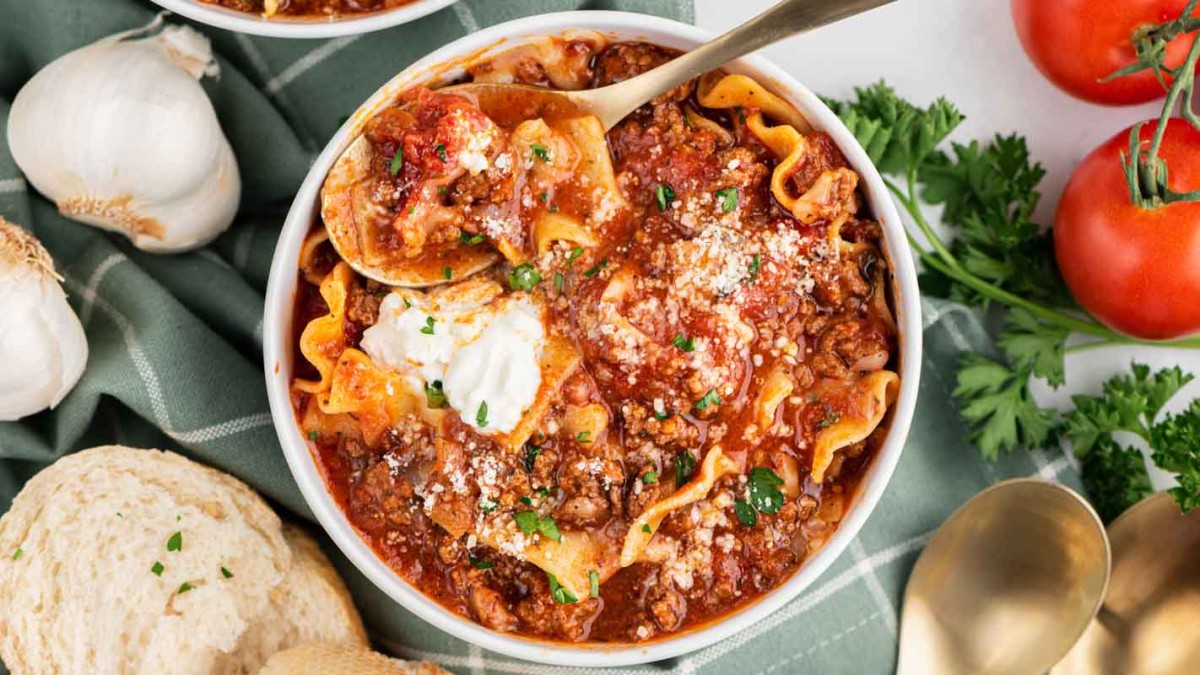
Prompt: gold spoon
<box><xmin>1052</xmin><ymin>491</ymin><xmax>1200</xmax><ymax>675</ymax></box>
<box><xmin>326</xmin><ymin>0</ymin><xmax>898</xmax><ymax>287</ymax></box>
<box><xmin>898</xmin><ymin>479</ymin><xmax>1111</xmax><ymax>675</ymax></box>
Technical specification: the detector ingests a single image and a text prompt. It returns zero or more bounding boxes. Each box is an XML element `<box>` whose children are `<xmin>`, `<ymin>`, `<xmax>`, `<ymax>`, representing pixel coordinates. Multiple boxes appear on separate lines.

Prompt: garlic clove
<box><xmin>0</xmin><ymin>219</ymin><xmax>88</xmax><ymax>421</ymax></box>
<box><xmin>6</xmin><ymin>18</ymin><xmax>241</xmax><ymax>254</ymax></box>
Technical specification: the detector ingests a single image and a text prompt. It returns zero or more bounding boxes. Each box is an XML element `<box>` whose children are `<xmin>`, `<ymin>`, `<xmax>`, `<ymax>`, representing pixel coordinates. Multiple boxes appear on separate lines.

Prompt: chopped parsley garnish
<box><xmin>420</xmin><ymin>316</ymin><xmax>436</xmax><ymax>335</ymax></box>
<box><xmin>514</xmin><ymin>511</ymin><xmax>561</xmax><ymax>542</ymax></box>
<box><xmin>435</xmin><ymin>143</ymin><xmax>448</xmax><ymax>162</ymax></box>
<box><xmin>642</xmin><ymin>471</ymin><xmax>658</xmax><ymax>485</ymax></box>
<box><xmin>694</xmin><ymin>389</ymin><xmax>721</xmax><ymax>412</ymax></box>
<box><xmin>151</xmin><ymin>561</ymin><xmax>164</xmax><ymax>576</ymax></box>
<box><xmin>816</xmin><ymin>408</ymin><xmax>842</xmax><ymax>430</ymax></box>
<box><xmin>402</xmin><ymin>297</ymin><xmax>412</xmax><ymax>309</ymax></box>
<box><xmin>539</xmin><ymin>191</ymin><xmax>549</xmax><ymax>203</ymax></box>
<box><xmin>476</xmin><ymin>401</ymin><xmax>489</xmax><ymax>428</ymax></box>
<box><xmin>10</xmin><ymin>548</ymin><xmax>22</xmax><ymax>561</ymax></box>
<box><xmin>508</xmin><ymin>263</ymin><xmax>541</xmax><ymax>291</ymax></box>
<box><xmin>166</xmin><ymin>531</ymin><xmax>182</xmax><ymax>553</ymax></box>
<box><xmin>220</xmin><ymin>566</ymin><xmax>233</xmax><ymax>579</ymax></box>
<box><xmin>307</xmin><ymin>430</ymin><xmax>320</xmax><ymax>441</ymax></box>
<box><xmin>675</xmin><ymin>451</ymin><xmax>697</xmax><ymax>487</ymax></box>
<box><xmin>589</xmin><ymin>570</ymin><xmax>600</xmax><ymax>598</ymax></box>
<box><xmin>534</xmin><ymin>486</ymin><xmax>551</xmax><ymax>497</ymax></box>
<box><xmin>567</xmin><ymin>247</ymin><xmax>584</xmax><ymax>266</ymax></box>
<box><xmin>389</xmin><ymin>149</ymin><xmax>404</xmax><ymax>176</ymax></box>
<box><xmin>641</xmin><ymin>523</ymin><xmax>652</xmax><ymax>534</ymax></box>
<box><xmin>469</xmin><ymin>556</ymin><xmax>494</xmax><ymax>570</ymax></box>
<box><xmin>654</xmin><ymin>410</ymin><xmax>670</xmax><ymax>421</ymax></box>
<box><xmin>531</xmin><ymin>143</ymin><xmax>551</xmax><ymax>163</ymax></box>
<box><xmin>672</xmin><ymin>333</ymin><xmax>696</xmax><ymax>352</ymax></box>
<box><xmin>424</xmin><ymin>380</ymin><xmax>448</xmax><ymax>409</ymax></box>
<box><xmin>583</xmin><ymin>259</ymin><xmax>608</xmax><ymax>278</ymax></box>
<box><xmin>577</xmin><ymin>431</ymin><xmax>592</xmax><ymax>444</ymax></box>
<box><xmin>443</xmin><ymin>266</ymin><xmax>452</xmax><ymax>280</ymax></box>
<box><xmin>438</xmin><ymin>186</ymin><xmax>448</xmax><ymax>196</ymax></box>
<box><xmin>547</xmin><ymin>572</ymin><xmax>578</xmax><ymax>604</ymax></box>
<box><xmin>408</xmin><ymin>206</ymin><xmax>416</xmax><ymax>215</ymax></box>
<box><xmin>479</xmin><ymin>500</ymin><xmax>499</xmax><ymax>514</ymax></box>
<box><xmin>519</xmin><ymin>496</ymin><xmax>534</xmax><ymax>507</ymax></box>
<box><xmin>747</xmin><ymin>467</ymin><xmax>785</xmax><ymax>514</ymax></box>
<box><xmin>554</xmin><ymin>272</ymin><xmax>565</xmax><ymax>292</ymax></box>
<box><xmin>655</xmin><ymin>183</ymin><xmax>676</xmax><ymax>212</ymax></box>
<box><xmin>734</xmin><ymin>499</ymin><xmax>758</xmax><ymax>526</ymax></box>
<box><xmin>745</xmin><ymin>254</ymin><xmax>763</xmax><ymax>283</ymax></box>
<box><xmin>716</xmin><ymin>187</ymin><xmax>739</xmax><ymax>212</ymax></box>
<box><xmin>460</xmin><ymin>230</ymin><xmax>485</xmax><ymax>246</ymax></box>
<box><xmin>523</xmin><ymin>444</ymin><xmax>542</xmax><ymax>472</ymax></box>
<box><xmin>177</xmin><ymin>582</ymin><xmax>195</xmax><ymax>595</ymax></box>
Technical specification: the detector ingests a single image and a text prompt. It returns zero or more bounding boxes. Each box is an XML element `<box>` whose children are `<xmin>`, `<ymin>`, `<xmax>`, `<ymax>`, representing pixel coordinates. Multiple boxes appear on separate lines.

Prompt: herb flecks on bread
<box><xmin>0</xmin><ymin>446</ymin><xmax>367</xmax><ymax>674</ymax></box>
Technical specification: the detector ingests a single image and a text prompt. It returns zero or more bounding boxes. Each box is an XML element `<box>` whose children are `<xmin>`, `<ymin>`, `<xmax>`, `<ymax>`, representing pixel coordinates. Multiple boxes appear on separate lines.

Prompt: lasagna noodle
<box><xmin>810</xmin><ymin>370</ymin><xmax>899</xmax><ymax>483</ymax></box>
<box><xmin>696</xmin><ymin>72</ymin><xmax>812</xmax><ymax>133</ymax></box>
<box><xmin>295</xmin><ymin>262</ymin><xmax>355</xmax><ymax>395</ymax></box>
<box><xmin>619</xmin><ymin>446</ymin><xmax>741</xmax><ymax>567</ymax></box>
<box><xmin>322</xmin><ymin>349</ymin><xmax>430</xmax><ymax>447</ymax></box>
<box><xmin>755</xmin><ymin>365</ymin><xmax>795</xmax><ymax>430</ymax></box>
<box><xmin>533</xmin><ymin>212</ymin><xmax>598</xmax><ymax>255</ymax></box>
<box><xmin>494</xmin><ymin>333</ymin><xmax>584</xmax><ymax>451</ymax></box>
<box><xmin>468</xmin><ymin>32</ymin><xmax>609</xmax><ymax>91</ymax></box>
<box><xmin>699</xmin><ymin>73</ymin><xmax>857</xmax><ymax>231</ymax></box>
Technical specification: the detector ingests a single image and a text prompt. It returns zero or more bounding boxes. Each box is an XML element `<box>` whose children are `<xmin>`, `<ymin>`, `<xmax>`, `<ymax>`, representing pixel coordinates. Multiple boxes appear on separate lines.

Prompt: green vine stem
<box><xmin>1113</xmin><ymin>0</ymin><xmax>1200</xmax><ymax>207</ymax></box>
<box><xmin>885</xmin><ymin>176</ymin><xmax>1200</xmax><ymax>350</ymax></box>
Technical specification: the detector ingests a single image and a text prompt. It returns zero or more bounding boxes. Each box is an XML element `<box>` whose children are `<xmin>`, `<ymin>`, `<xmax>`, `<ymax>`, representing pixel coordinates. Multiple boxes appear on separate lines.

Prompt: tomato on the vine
<box><xmin>1055</xmin><ymin>120</ymin><xmax>1200</xmax><ymax>340</ymax></box>
<box><xmin>1011</xmin><ymin>0</ymin><xmax>1198</xmax><ymax>105</ymax></box>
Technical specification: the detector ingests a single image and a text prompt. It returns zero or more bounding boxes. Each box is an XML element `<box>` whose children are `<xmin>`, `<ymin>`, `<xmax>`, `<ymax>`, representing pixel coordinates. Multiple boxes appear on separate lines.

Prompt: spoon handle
<box><xmin>593</xmin><ymin>0</ymin><xmax>897</xmax><ymax>129</ymax></box>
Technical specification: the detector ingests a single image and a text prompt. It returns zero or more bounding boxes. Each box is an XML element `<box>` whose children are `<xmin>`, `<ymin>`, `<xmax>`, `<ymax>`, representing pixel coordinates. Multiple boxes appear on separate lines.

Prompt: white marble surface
<box><xmin>696</xmin><ymin>0</ymin><xmax>1197</xmax><ymax>488</ymax></box>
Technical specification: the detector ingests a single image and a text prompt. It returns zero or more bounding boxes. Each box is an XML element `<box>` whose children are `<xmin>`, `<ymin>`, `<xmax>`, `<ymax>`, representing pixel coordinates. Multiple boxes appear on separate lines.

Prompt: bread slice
<box><xmin>0</xmin><ymin>446</ymin><xmax>369</xmax><ymax>674</ymax></box>
<box><xmin>214</xmin><ymin>525</ymin><xmax>368</xmax><ymax>674</ymax></box>
<box><xmin>258</xmin><ymin>644</ymin><xmax>449</xmax><ymax>675</ymax></box>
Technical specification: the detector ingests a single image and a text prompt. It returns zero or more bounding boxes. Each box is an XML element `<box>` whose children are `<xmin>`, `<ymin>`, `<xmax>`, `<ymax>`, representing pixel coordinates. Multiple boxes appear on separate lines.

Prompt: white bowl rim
<box><xmin>149</xmin><ymin>0</ymin><xmax>459</xmax><ymax>39</ymax></box>
<box><xmin>263</xmin><ymin>10</ymin><xmax>923</xmax><ymax>667</ymax></box>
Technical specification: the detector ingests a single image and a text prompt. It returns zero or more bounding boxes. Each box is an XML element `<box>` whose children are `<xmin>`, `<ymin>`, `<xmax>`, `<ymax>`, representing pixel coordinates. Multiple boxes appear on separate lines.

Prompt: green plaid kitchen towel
<box><xmin>0</xmin><ymin>0</ymin><xmax>1081</xmax><ymax>672</ymax></box>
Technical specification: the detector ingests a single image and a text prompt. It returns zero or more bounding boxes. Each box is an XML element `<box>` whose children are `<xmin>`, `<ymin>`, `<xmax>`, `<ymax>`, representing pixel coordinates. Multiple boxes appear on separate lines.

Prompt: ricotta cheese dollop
<box><xmin>360</xmin><ymin>285</ymin><xmax>545</xmax><ymax>434</ymax></box>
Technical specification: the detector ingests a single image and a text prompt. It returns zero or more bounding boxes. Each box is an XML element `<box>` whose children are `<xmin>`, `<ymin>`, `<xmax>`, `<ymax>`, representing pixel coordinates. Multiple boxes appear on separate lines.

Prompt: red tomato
<box><xmin>1055</xmin><ymin>120</ymin><xmax>1200</xmax><ymax>340</ymax></box>
<box><xmin>1011</xmin><ymin>0</ymin><xmax>1197</xmax><ymax>105</ymax></box>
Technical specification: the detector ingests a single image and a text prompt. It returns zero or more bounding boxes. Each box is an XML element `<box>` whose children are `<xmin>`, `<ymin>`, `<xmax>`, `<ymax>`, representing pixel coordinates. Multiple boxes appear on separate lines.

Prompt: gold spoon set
<box><xmin>900</xmin><ymin>481</ymin><xmax>1198</xmax><ymax>674</ymax></box>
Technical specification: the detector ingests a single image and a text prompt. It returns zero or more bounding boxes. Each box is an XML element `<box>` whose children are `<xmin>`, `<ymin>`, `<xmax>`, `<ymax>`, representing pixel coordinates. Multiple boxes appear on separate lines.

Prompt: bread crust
<box><xmin>0</xmin><ymin>446</ymin><xmax>368</xmax><ymax>674</ymax></box>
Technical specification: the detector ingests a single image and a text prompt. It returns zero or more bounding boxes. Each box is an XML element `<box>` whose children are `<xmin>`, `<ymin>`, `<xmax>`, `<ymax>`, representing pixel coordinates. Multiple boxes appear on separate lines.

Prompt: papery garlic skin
<box><xmin>6</xmin><ymin>18</ymin><xmax>240</xmax><ymax>253</ymax></box>
<box><xmin>0</xmin><ymin>219</ymin><xmax>89</xmax><ymax>421</ymax></box>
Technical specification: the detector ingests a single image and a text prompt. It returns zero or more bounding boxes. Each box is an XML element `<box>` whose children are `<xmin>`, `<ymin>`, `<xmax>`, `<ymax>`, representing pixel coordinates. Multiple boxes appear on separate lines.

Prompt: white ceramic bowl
<box><xmin>264</xmin><ymin>11</ymin><xmax>923</xmax><ymax>667</ymax></box>
<box><xmin>150</xmin><ymin>0</ymin><xmax>459</xmax><ymax>39</ymax></box>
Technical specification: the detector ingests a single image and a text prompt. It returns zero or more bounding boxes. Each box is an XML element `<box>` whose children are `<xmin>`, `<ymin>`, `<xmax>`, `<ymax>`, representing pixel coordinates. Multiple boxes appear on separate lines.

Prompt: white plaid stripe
<box><xmin>266</xmin><ymin>36</ymin><xmax>362</xmax><ymax>95</ymax></box>
<box><xmin>65</xmin><ymin>273</ymin><xmax>174</xmax><ymax>430</ymax></box>
<box><xmin>453</xmin><ymin>3</ymin><xmax>480</xmax><ymax>32</ymax></box>
<box><xmin>0</xmin><ymin>178</ymin><xmax>26</xmax><ymax>194</ymax></box>
<box><xmin>78</xmin><ymin>253</ymin><xmax>126</xmax><ymax>327</ymax></box>
<box><xmin>756</xmin><ymin>612</ymin><xmax>883</xmax><ymax>675</ymax></box>
<box><xmin>233</xmin><ymin>33</ymin><xmax>321</xmax><ymax>151</ymax></box>
<box><xmin>170</xmin><ymin>413</ymin><xmax>273</xmax><ymax>444</ymax></box>
<box><xmin>851</xmin><ymin>538</ymin><xmax>899</xmax><ymax>634</ymax></box>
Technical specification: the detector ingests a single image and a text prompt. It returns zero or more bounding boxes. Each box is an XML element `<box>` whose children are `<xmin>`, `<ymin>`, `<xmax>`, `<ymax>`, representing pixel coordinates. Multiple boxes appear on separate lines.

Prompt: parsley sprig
<box><xmin>827</xmin><ymin>82</ymin><xmax>1200</xmax><ymax>518</ymax></box>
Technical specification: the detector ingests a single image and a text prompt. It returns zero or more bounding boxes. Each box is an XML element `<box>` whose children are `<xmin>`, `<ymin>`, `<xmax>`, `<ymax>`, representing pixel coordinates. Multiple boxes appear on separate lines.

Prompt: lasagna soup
<box><xmin>201</xmin><ymin>0</ymin><xmax>418</xmax><ymax>19</ymax></box>
<box><xmin>292</xmin><ymin>35</ymin><xmax>900</xmax><ymax>643</ymax></box>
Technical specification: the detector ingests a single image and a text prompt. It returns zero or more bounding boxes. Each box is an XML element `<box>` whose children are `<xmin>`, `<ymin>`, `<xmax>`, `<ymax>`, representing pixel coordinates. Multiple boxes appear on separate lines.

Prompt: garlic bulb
<box><xmin>0</xmin><ymin>218</ymin><xmax>88</xmax><ymax>421</ymax></box>
<box><xmin>6</xmin><ymin>17</ymin><xmax>240</xmax><ymax>253</ymax></box>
